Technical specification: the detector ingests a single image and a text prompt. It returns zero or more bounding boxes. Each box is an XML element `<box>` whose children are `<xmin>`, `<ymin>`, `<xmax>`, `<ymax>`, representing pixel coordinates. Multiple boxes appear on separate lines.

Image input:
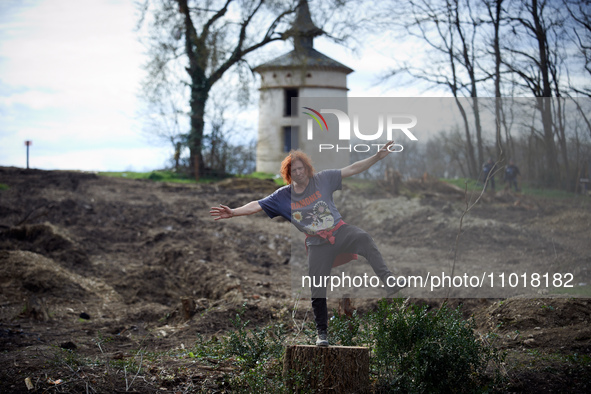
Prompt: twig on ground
<box><xmin>126</xmin><ymin>348</ymin><xmax>145</xmax><ymax>391</ymax></box>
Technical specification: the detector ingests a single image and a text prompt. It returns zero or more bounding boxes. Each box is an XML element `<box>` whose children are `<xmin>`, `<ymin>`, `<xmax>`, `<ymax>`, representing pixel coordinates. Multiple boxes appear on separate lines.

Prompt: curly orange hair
<box><xmin>280</xmin><ymin>150</ymin><xmax>315</xmax><ymax>184</ymax></box>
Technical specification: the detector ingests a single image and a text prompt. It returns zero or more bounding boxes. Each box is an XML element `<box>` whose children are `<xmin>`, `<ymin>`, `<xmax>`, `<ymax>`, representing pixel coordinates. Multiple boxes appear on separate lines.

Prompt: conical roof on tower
<box><xmin>254</xmin><ymin>0</ymin><xmax>353</xmax><ymax>74</ymax></box>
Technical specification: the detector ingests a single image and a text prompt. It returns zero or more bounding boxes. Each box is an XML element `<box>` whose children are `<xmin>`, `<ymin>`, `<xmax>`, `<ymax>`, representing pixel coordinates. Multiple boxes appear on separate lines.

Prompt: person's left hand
<box><xmin>210</xmin><ymin>204</ymin><xmax>233</xmax><ymax>220</ymax></box>
<box><xmin>376</xmin><ymin>141</ymin><xmax>395</xmax><ymax>160</ymax></box>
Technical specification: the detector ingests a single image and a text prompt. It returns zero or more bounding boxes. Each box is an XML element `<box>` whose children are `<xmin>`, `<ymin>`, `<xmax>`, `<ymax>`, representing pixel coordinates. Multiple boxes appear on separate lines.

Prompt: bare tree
<box><xmin>503</xmin><ymin>0</ymin><xmax>567</xmax><ymax>187</ymax></box>
<box><xmin>137</xmin><ymin>0</ymin><xmax>368</xmax><ymax>180</ymax></box>
<box><xmin>139</xmin><ymin>76</ymin><xmax>188</xmax><ymax>172</ymax></box>
<box><xmin>202</xmin><ymin>91</ymin><xmax>258</xmax><ymax>176</ymax></box>
<box><xmin>451</xmin><ymin>0</ymin><xmax>487</xmax><ymax>169</ymax></box>
<box><xmin>482</xmin><ymin>0</ymin><xmax>507</xmax><ymax>162</ymax></box>
<box><xmin>372</xmin><ymin>0</ymin><xmax>587</xmax><ymax>190</ymax></box>
<box><xmin>137</xmin><ymin>0</ymin><xmax>300</xmax><ymax>180</ymax></box>
<box><xmin>200</xmin><ymin>89</ymin><xmax>245</xmax><ymax>176</ymax></box>
<box><xmin>564</xmin><ymin>0</ymin><xmax>591</xmax><ymax>97</ymax></box>
<box><xmin>379</xmin><ymin>0</ymin><xmax>495</xmax><ymax>178</ymax></box>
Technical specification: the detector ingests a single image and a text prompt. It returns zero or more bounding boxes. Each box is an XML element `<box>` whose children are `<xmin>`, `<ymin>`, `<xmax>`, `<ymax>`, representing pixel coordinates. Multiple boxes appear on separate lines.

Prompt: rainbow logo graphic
<box><xmin>302</xmin><ymin>107</ymin><xmax>328</xmax><ymax>132</ymax></box>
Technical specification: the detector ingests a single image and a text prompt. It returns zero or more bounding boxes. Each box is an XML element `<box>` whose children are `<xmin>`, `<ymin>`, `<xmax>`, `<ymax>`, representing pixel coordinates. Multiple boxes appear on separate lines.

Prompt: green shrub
<box><xmin>188</xmin><ymin>301</ymin><xmax>504</xmax><ymax>393</ymax></box>
<box><xmin>329</xmin><ymin>309</ymin><xmax>363</xmax><ymax>347</ymax></box>
<box><xmin>193</xmin><ymin>305</ymin><xmax>289</xmax><ymax>393</ymax></box>
<box><xmin>241</xmin><ymin>172</ymin><xmax>286</xmax><ymax>186</ymax></box>
<box><xmin>331</xmin><ymin>299</ymin><xmax>505</xmax><ymax>393</ymax></box>
<box><xmin>148</xmin><ymin>171</ymin><xmax>164</xmax><ymax>181</ymax></box>
<box><xmin>224</xmin><ymin>306</ymin><xmax>286</xmax><ymax>368</ymax></box>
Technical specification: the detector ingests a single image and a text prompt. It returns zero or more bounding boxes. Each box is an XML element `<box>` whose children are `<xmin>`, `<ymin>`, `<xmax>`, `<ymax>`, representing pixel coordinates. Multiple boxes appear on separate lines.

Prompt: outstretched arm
<box><xmin>340</xmin><ymin>141</ymin><xmax>395</xmax><ymax>178</ymax></box>
<box><xmin>210</xmin><ymin>200</ymin><xmax>262</xmax><ymax>221</ymax></box>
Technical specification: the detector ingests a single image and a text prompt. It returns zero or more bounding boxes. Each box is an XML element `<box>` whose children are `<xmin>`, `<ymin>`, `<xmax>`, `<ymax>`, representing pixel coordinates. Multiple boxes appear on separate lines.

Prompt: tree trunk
<box><xmin>454</xmin><ymin>97</ymin><xmax>478</xmax><ymax>177</ymax></box>
<box><xmin>492</xmin><ymin>0</ymin><xmax>505</xmax><ymax>162</ymax></box>
<box><xmin>532</xmin><ymin>0</ymin><xmax>559</xmax><ymax>187</ymax></box>
<box><xmin>554</xmin><ymin>97</ymin><xmax>570</xmax><ymax>190</ymax></box>
<box><xmin>189</xmin><ymin>87</ymin><xmax>208</xmax><ymax>181</ymax></box>
<box><xmin>471</xmin><ymin>95</ymin><xmax>484</xmax><ymax>167</ymax></box>
<box><xmin>538</xmin><ymin>97</ymin><xmax>559</xmax><ymax>187</ymax></box>
<box><xmin>283</xmin><ymin>345</ymin><xmax>369</xmax><ymax>393</ymax></box>
<box><xmin>452</xmin><ymin>0</ymin><xmax>483</xmax><ymax>174</ymax></box>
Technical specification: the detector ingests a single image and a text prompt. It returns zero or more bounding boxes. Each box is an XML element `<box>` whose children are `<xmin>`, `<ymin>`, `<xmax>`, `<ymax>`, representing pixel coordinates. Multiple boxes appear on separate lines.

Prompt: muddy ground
<box><xmin>0</xmin><ymin>166</ymin><xmax>590</xmax><ymax>393</ymax></box>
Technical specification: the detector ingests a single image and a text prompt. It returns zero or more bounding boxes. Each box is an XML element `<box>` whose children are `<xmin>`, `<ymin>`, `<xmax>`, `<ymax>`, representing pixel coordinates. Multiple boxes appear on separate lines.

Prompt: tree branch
<box><xmin>208</xmin><ymin>0</ymin><xmax>295</xmax><ymax>85</ymax></box>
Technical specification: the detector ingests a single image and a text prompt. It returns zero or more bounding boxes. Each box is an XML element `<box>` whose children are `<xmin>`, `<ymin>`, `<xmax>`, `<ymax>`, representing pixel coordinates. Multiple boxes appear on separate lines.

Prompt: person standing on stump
<box><xmin>210</xmin><ymin>142</ymin><xmax>403</xmax><ymax>346</ymax></box>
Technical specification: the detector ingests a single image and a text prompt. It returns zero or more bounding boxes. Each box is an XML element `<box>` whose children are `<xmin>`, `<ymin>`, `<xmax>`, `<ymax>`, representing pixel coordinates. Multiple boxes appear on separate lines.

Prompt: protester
<box><xmin>483</xmin><ymin>158</ymin><xmax>496</xmax><ymax>191</ymax></box>
<box><xmin>210</xmin><ymin>142</ymin><xmax>403</xmax><ymax>346</ymax></box>
<box><xmin>504</xmin><ymin>160</ymin><xmax>521</xmax><ymax>192</ymax></box>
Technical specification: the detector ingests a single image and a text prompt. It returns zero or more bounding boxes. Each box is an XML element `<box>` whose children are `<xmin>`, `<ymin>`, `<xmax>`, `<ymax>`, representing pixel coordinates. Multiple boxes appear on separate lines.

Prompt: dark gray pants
<box><xmin>308</xmin><ymin>224</ymin><xmax>391</xmax><ymax>332</ymax></box>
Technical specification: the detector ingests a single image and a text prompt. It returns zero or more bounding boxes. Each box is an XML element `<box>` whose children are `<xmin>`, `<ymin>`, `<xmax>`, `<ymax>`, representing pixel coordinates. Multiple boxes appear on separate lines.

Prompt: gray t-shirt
<box><xmin>259</xmin><ymin>169</ymin><xmax>343</xmax><ymax>245</ymax></box>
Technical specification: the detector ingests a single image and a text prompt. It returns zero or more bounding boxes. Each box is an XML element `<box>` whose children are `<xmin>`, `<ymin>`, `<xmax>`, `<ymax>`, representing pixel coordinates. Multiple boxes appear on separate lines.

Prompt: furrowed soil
<box><xmin>0</xmin><ymin>166</ymin><xmax>590</xmax><ymax>393</ymax></box>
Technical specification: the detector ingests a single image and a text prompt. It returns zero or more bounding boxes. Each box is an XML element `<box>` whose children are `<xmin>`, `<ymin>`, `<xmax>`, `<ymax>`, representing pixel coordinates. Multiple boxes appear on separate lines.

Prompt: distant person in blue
<box><xmin>210</xmin><ymin>142</ymin><xmax>403</xmax><ymax>347</ymax></box>
<box><xmin>482</xmin><ymin>158</ymin><xmax>496</xmax><ymax>191</ymax></box>
<box><xmin>504</xmin><ymin>160</ymin><xmax>521</xmax><ymax>192</ymax></box>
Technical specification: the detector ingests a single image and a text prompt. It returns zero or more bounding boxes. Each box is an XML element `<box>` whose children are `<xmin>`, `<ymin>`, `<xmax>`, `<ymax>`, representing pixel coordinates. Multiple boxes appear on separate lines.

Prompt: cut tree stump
<box><xmin>283</xmin><ymin>345</ymin><xmax>369</xmax><ymax>393</ymax></box>
<box><xmin>22</xmin><ymin>295</ymin><xmax>50</xmax><ymax>321</ymax></box>
<box><xmin>180</xmin><ymin>297</ymin><xmax>195</xmax><ymax>321</ymax></box>
<box><xmin>338</xmin><ymin>297</ymin><xmax>355</xmax><ymax>318</ymax></box>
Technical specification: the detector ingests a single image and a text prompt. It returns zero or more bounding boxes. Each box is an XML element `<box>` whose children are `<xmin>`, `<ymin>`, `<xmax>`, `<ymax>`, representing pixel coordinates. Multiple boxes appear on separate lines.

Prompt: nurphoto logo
<box><xmin>302</xmin><ymin>107</ymin><xmax>328</xmax><ymax>132</ymax></box>
<box><xmin>303</xmin><ymin>107</ymin><xmax>418</xmax><ymax>153</ymax></box>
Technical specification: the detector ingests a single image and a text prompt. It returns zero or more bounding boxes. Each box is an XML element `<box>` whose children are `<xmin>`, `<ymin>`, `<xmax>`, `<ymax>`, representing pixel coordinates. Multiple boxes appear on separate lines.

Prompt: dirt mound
<box><xmin>0</xmin><ymin>250</ymin><xmax>87</xmax><ymax>299</ymax></box>
<box><xmin>0</xmin><ymin>250</ymin><xmax>122</xmax><ymax>321</ymax></box>
<box><xmin>539</xmin><ymin>207</ymin><xmax>591</xmax><ymax>233</ymax></box>
<box><xmin>0</xmin><ymin>166</ymin><xmax>291</xmax><ymax>325</ymax></box>
<box><xmin>215</xmin><ymin>177</ymin><xmax>280</xmax><ymax>194</ymax></box>
<box><xmin>404</xmin><ymin>173</ymin><xmax>466</xmax><ymax>197</ymax></box>
<box><xmin>475</xmin><ymin>296</ymin><xmax>591</xmax><ymax>352</ymax></box>
<box><xmin>112</xmin><ymin>259</ymin><xmax>244</xmax><ymax>306</ymax></box>
<box><xmin>0</xmin><ymin>223</ymin><xmax>90</xmax><ymax>272</ymax></box>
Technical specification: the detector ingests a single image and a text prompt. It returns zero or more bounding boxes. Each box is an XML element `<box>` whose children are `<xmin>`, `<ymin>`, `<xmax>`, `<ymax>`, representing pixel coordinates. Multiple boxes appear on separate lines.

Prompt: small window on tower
<box><xmin>283</xmin><ymin>126</ymin><xmax>299</xmax><ymax>152</ymax></box>
<box><xmin>284</xmin><ymin>88</ymin><xmax>298</xmax><ymax>117</ymax></box>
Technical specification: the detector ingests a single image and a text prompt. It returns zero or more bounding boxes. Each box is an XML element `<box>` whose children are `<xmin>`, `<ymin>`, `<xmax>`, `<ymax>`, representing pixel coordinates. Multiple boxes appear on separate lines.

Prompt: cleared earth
<box><xmin>0</xmin><ymin>166</ymin><xmax>590</xmax><ymax>392</ymax></box>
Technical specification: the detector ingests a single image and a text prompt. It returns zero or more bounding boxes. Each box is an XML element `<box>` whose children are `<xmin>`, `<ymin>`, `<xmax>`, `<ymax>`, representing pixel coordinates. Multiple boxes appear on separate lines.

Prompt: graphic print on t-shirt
<box><xmin>293</xmin><ymin>200</ymin><xmax>336</xmax><ymax>233</ymax></box>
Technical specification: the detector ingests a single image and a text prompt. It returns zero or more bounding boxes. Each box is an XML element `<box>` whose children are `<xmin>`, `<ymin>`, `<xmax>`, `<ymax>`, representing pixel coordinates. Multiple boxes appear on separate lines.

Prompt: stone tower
<box><xmin>254</xmin><ymin>0</ymin><xmax>353</xmax><ymax>174</ymax></box>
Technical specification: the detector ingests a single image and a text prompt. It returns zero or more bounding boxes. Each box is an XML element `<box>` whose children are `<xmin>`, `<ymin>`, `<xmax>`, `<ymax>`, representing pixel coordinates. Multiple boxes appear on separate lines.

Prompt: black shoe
<box><xmin>316</xmin><ymin>330</ymin><xmax>328</xmax><ymax>347</ymax></box>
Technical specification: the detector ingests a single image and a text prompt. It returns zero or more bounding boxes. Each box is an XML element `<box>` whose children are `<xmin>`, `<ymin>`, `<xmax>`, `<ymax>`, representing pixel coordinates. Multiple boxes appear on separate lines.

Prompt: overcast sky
<box><xmin>0</xmin><ymin>0</ymin><xmax>429</xmax><ymax>172</ymax></box>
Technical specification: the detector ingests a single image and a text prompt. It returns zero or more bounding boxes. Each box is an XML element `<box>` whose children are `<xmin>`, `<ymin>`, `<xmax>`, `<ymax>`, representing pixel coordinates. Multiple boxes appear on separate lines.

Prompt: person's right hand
<box><xmin>210</xmin><ymin>204</ymin><xmax>233</xmax><ymax>220</ymax></box>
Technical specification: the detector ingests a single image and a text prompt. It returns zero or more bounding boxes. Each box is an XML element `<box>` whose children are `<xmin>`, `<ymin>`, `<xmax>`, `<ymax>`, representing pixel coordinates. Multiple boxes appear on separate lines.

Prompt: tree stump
<box><xmin>283</xmin><ymin>345</ymin><xmax>369</xmax><ymax>393</ymax></box>
<box><xmin>384</xmin><ymin>167</ymin><xmax>402</xmax><ymax>195</ymax></box>
<box><xmin>180</xmin><ymin>297</ymin><xmax>195</xmax><ymax>321</ymax></box>
<box><xmin>338</xmin><ymin>297</ymin><xmax>355</xmax><ymax>318</ymax></box>
<box><xmin>22</xmin><ymin>295</ymin><xmax>50</xmax><ymax>321</ymax></box>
